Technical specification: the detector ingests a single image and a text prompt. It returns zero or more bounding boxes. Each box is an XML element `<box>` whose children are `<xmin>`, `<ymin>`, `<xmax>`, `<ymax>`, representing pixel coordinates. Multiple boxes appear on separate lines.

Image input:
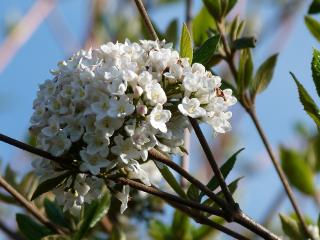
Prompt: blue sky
<box><xmin>0</xmin><ymin>0</ymin><xmax>319</xmax><ymax>237</ymax></box>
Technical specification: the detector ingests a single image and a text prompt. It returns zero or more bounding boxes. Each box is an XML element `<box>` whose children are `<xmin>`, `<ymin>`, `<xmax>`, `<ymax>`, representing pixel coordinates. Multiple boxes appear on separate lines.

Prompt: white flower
<box><xmin>48</xmin><ymin>133</ymin><xmax>71</xmax><ymax>156</ymax></box>
<box><xmin>125</xmin><ymin>160</ymin><xmax>151</xmax><ymax>186</ymax></box>
<box><xmin>308</xmin><ymin>225</ymin><xmax>320</xmax><ymax>240</ymax></box>
<box><xmin>107</xmin><ymin>95</ymin><xmax>135</xmax><ymax>118</ymax></box>
<box><xmin>91</xmin><ymin>97</ymin><xmax>111</xmax><ymax>120</ymax></box>
<box><xmin>149</xmin><ymin>104</ymin><xmax>171</xmax><ymax>133</ymax></box>
<box><xmin>83</xmin><ymin>132</ymin><xmax>109</xmax><ymax>157</ymax></box>
<box><xmin>41</xmin><ymin>116</ymin><xmax>60</xmax><ymax>137</ymax></box>
<box><xmin>145</xmin><ymin>83</ymin><xmax>167</xmax><ymax>105</ymax></box>
<box><xmin>178</xmin><ymin>97</ymin><xmax>206</xmax><ymax>118</ymax></box>
<box><xmin>115</xmin><ymin>185</ymin><xmax>130</xmax><ymax>214</ymax></box>
<box><xmin>79</xmin><ymin>150</ymin><xmax>113</xmax><ymax>175</ymax></box>
<box><xmin>111</xmin><ymin>135</ymin><xmax>142</xmax><ymax>163</ymax></box>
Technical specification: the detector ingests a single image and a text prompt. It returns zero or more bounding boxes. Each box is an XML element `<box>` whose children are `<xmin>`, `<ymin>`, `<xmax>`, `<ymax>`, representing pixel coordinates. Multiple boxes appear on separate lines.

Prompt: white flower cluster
<box><xmin>30</xmin><ymin>40</ymin><xmax>236</xmax><ymax>214</ymax></box>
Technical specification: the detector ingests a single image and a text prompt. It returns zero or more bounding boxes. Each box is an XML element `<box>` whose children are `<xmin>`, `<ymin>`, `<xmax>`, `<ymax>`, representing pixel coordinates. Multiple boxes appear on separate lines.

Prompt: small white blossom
<box><xmin>149</xmin><ymin>104</ymin><xmax>171</xmax><ymax>133</ymax></box>
<box><xmin>145</xmin><ymin>83</ymin><xmax>167</xmax><ymax>105</ymax></box>
<box><xmin>178</xmin><ymin>97</ymin><xmax>206</xmax><ymax>118</ymax></box>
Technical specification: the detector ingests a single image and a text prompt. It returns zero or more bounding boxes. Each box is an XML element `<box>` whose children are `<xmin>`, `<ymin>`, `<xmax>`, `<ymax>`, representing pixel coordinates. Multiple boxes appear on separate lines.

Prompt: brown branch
<box><xmin>188</xmin><ymin>118</ymin><xmax>236</xmax><ymax>207</ymax></box>
<box><xmin>0</xmin><ymin>176</ymin><xmax>64</xmax><ymax>235</ymax></box>
<box><xmin>0</xmin><ymin>0</ymin><xmax>57</xmax><ymax>73</ymax></box>
<box><xmin>246</xmin><ymin>107</ymin><xmax>313</xmax><ymax>239</ymax></box>
<box><xmin>148</xmin><ymin>148</ymin><xmax>229</xmax><ymax>213</ymax></box>
<box><xmin>133</xmin><ymin>0</ymin><xmax>158</xmax><ymax>41</ymax></box>
<box><xmin>214</xmin><ymin>16</ymin><xmax>314</xmax><ymax>239</ymax></box>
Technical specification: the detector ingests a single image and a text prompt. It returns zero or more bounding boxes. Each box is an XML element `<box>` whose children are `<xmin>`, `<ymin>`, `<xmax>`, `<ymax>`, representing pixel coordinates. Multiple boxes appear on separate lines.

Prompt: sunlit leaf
<box><xmin>280</xmin><ymin>147</ymin><xmax>315</xmax><ymax>195</ymax></box>
<box><xmin>305</xmin><ymin>16</ymin><xmax>320</xmax><ymax>42</ymax></box>
<box><xmin>180</xmin><ymin>23</ymin><xmax>193</xmax><ymax>63</ymax></box>
<box><xmin>238</xmin><ymin>49</ymin><xmax>253</xmax><ymax>92</ymax></box>
<box><xmin>192</xmin><ymin>7</ymin><xmax>216</xmax><ymax>46</ymax></box>
<box><xmin>280</xmin><ymin>214</ymin><xmax>307</xmax><ymax>240</ymax></box>
<box><xmin>171</xmin><ymin>210</ymin><xmax>192</xmax><ymax>240</ymax></box>
<box><xmin>291</xmin><ymin>72</ymin><xmax>320</xmax><ymax>128</ymax></box>
<box><xmin>312</xmin><ymin>48</ymin><xmax>320</xmax><ymax>97</ymax></box>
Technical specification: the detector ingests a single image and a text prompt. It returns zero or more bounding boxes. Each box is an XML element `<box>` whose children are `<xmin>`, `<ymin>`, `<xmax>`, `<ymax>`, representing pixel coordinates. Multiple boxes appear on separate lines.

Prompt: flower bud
<box><xmin>133</xmin><ymin>86</ymin><xmax>143</xmax><ymax>98</ymax></box>
<box><xmin>137</xmin><ymin>104</ymin><xmax>148</xmax><ymax>116</ymax></box>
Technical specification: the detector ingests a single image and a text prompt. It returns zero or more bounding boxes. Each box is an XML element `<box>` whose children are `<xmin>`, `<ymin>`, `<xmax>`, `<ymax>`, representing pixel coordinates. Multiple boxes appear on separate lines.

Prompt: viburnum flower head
<box><xmin>29</xmin><ymin>39</ymin><xmax>237</xmax><ymax>214</ymax></box>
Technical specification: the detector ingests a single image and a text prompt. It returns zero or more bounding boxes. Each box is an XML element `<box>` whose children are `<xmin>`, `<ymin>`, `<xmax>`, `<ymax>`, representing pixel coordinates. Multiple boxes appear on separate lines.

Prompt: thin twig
<box><xmin>246</xmin><ymin>107</ymin><xmax>312</xmax><ymax>238</ymax></box>
<box><xmin>0</xmin><ymin>176</ymin><xmax>64</xmax><ymax>235</ymax></box>
<box><xmin>110</xmin><ymin>177</ymin><xmax>224</xmax><ymax>218</ymax></box>
<box><xmin>169</xmin><ymin>201</ymin><xmax>249</xmax><ymax>240</ymax></box>
<box><xmin>180</xmin><ymin>0</ymin><xmax>193</xmax><ymax>189</ymax></box>
<box><xmin>133</xmin><ymin>0</ymin><xmax>158</xmax><ymax>40</ymax></box>
<box><xmin>215</xmin><ymin>16</ymin><xmax>314</xmax><ymax>239</ymax></box>
<box><xmin>148</xmin><ymin>149</ymin><xmax>229</xmax><ymax>212</ymax></box>
<box><xmin>0</xmin><ymin>0</ymin><xmax>57</xmax><ymax>73</ymax></box>
<box><xmin>188</xmin><ymin>118</ymin><xmax>236</xmax><ymax>207</ymax></box>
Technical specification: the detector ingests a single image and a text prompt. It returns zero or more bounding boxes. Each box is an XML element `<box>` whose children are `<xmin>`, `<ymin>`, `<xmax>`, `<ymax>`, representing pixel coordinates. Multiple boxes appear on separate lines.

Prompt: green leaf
<box><xmin>193</xmin><ymin>35</ymin><xmax>220</xmax><ymax>66</ymax></box>
<box><xmin>232</xmin><ymin>36</ymin><xmax>257</xmax><ymax>49</ymax></box>
<box><xmin>203</xmin><ymin>0</ymin><xmax>222</xmax><ymax>21</ymax></box>
<box><xmin>237</xmin><ymin>49</ymin><xmax>253</xmax><ymax>92</ymax></box>
<box><xmin>74</xmin><ymin>191</ymin><xmax>111</xmax><ymax>240</ymax></box>
<box><xmin>16</xmin><ymin>214</ymin><xmax>52</xmax><ymax>240</ymax></box>
<box><xmin>171</xmin><ymin>210</ymin><xmax>192</xmax><ymax>240</ymax></box>
<box><xmin>309</xmin><ymin>0</ymin><xmax>320</xmax><ymax>15</ymax></box>
<box><xmin>180</xmin><ymin>23</ymin><xmax>193</xmax><ymax>63</ymax></box>
<box><xmin>192</xmin><ymin>7</ymin><xmax>216</xmax><ymax>46</ymax></box>
<box><xmin>149</xmin><ymin>219</ymin><xmax>169</xmax><ymax>240</ymax></box>
<box><xmin>279</xmin><ymin>214</ymin><xmax>306</xmax><ymax>240</ymax></box>
<box><xmin>155</xmin><ymin>162</ymin><xmax>187</xmax><ymax>198</ymax></box>
<box><xmin>291</xmin><ymin>72</ymin><xmax>320</xmax><ymax>127</ymax></box>
<box><xmin>192</xmin><ymin>216</ymin><xmax>223</xmax><ymax>240</ymax></box>
<box><xmin>280</xmin><ymin>147</ymin><xmax>315</xmax><ymax>195</ymax></box>
<box><xmin>199</xmin><ymin>148</ymin><xmax>244</xmax><ymax>200</ymax></box>
<box><xmin>226</xmin><ymin>0</ymin><xmax>237</xmax><ymax>13</ymax></box>
<box><xmin>31</xmin><ymin>172</ymin><xmax>71</xmax><ymax>201</ymax></box>
<box><xmin>305</xmin><ymin>16</ymin><xmax>320</xmax><ymax>42</ymax></box>
<box><xmin>110</xmin><ymin>227</ymin><xmax>126</xmax><ymax>240</ymax></box>
<box><xmin>187</xmin><ymin>184</ymin><xmax>200</xmax><ymax>202</ymax></box>
<box><xmin>312</xmin><ymin>48</ymin><xmax>320</xmax><ymax>98</ymax></box>
<box><xmin>318</xmin><ymin>213</ymin><xmax>320</xmax><ymax>230</ymax></box>
<box><xmin>44</xmin><ymin>199</ymin><xmax>71</xmax><ymax>229</ymax></box>
<box><xmin>165</xmin><ymin>19</ymin><xmax>178</xmax><ymax>46</ymax></box>
<box><xmin>251</xmin><ymin>54</ymin><xmax>278</xmax><ymax>97</ymax></box>
<box><xmin>41</xmin><ymin>235</ymin><xmax>71</xmax><ymax>240</ymax></box>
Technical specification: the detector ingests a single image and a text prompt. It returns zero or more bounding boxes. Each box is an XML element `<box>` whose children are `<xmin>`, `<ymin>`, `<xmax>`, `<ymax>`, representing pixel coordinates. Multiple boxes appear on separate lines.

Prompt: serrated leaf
<box><xmin>165</xmin><ymin>19</ymin><xmax>178</xmax><ymax>47</ymax></box>
<box><xmin>187</xmin><ymin>184</ymin><xmax>200</xmax><ymax>202</ymax></box>
<box><xmin>149</xmin><ymin>220</ymin><xmax>169</xmax><ymax>240</ymax></box>
<box><xmin>251</xmin><ymin>54</ymin><xmax>278</xmax><ymax>97</ymax></box>
<box><xmin>305</xmin><ymin>16</ymin><xmax>320</xmax><ymax>42</ymax></box>
<box><xmin>312</xmin><ymin>48</ymin><xmax>320</xmax><ymax>98</ymax></box>
<box><xmin>232</xmin><ymin>36</ymin><xmax>257</xmax><ymax>49</ymax></box>
<box><xmin>31</xmin><ymin>172</ymin><xmax>71</xmax><ymax>201</ymax></box>
<box><xmin>238</xmin><ymin>49</ymin><xmax>253</xmax><ymax>92</ymax></box>
<box><xmin>171</xmin><ymin>210</ymin><xmax>192</xmax><ymax>240</ymax></box>
<box><xmin>192</xmin><ymin>7</ymin><xmax>216</xmax><ymax>46</ymax></box>
<box><xmin>291</xmin><ymin>72</ymin><xmax>320</xmax><ymax>128</ymax></box>
<box><xmin>44</xmin><ymin>199</ymin><xmax>71</xmax><ymax>229</ymax></box>
<box><xmin>180</xmin><ymin>23</ymin><xmax>193</xmax><ymax>63</ymax></box>
<box><xmin>280</xmin><ymin>214</ymin><xmax>306</xmax><ymax>240</ymax></box>
<box><xmin>308</xmin><ymin>0</ymin><xmax>320</xmax><ymax>14</ymax></box>
<box><xmin>155</xmin><ymin>161</ymin><xmax>187</xmax><ymax>198</ymax></box>
<box><xmin>193</xmin><ymin>35</ymin><xmax>220</xmax><ymax>65</ymax></box>
<box><xmin>280</xmin><ymin>147</ymin><xmax>315</xmax><ymax>195</ymax></box>
<box><xmin>74</xmin><ymin>191</ymin><xmax>111</xmax><ymax>240</ymax></box>
<box><xmin>16</xmin><ymin>214</ymin><xmax>52</xmax><ymax>240</ymax></box>
<box><xmin>199</xmin><ymin>148</ymin><xmax>244</xmax><ymax>200</ymax></box>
